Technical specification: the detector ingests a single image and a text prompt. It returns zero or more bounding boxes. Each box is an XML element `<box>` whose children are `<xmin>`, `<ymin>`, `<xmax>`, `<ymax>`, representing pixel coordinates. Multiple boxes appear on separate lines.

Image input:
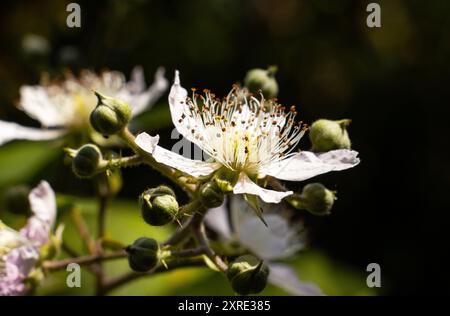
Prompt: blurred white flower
<box><xmin>0</xmin><ymin>67</ymin><xmax>168</xmax><ymax>145</ymax></box>
<box><xmin>21</xmin><ymin>33</ymin><xmax>50</xmax><ymax>56</ymax></box>
<box><xmin>205</xmin><ymin>197</ymin><xmax>323</xmax><ymax>296</ymax></box>
<box><xmin>135</xmin><ymin>71</ymin><xmax>360</xmax><ymax>203</ymax></box>
<box><xmin>0</xmin><ymin>181</ymin><xmax>56</xmax><ymax>296</ymax></box>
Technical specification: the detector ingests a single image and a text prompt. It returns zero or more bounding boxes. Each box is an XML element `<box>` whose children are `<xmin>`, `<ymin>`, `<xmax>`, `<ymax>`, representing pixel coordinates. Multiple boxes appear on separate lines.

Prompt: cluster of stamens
<box><xmin>178</xmin><ymin>85</ymin><xmax>307</xmax><ymax>172</ymax></box>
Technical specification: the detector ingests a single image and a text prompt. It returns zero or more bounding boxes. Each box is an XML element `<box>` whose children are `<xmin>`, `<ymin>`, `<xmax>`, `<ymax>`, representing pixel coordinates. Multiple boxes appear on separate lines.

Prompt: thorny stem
<box><xmin>99</xmin><ymin>155</ymin><xmax>144</xmax><ymax>170</ymax></box>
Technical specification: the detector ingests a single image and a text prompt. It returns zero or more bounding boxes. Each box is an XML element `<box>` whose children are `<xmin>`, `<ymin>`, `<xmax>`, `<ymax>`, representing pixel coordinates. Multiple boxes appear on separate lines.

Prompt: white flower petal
<box><xmin>0</xmin><ymin>224</ymin><xmax>29</xmax><ymax>253</ymax></box>
<box><xmin>135</xmin><ymin>132</ymin><xmax>160</xmax><ymax>154</ymax></box>
<box><xmin>268</xmin><ymin>263</ymin><xmax>324</xmax><ymax>296</ymax></box>
<box><xmin>228</xmin><ymin>196</ymin><xmax>303</xmax><ymax>260</ymax></box>
<box><xmin>153</xmin><ymin>145</ymin><xmax>220</xmax><ymax>177</ymax></box>
<box><xmin>6</xmin><ymin>244</ymin><xmax>39</xmax><ymax>277</ymax></box>
<box><xmin>262</xmin><ymin>149</ymin><xmax>360</xmax><ymax>181</ymax></box>
<box><xmin>0</xmin><ymin>224</ymin><xmax>39</xmax><ymax>296</ymax></box>
<box><xmin>135</xmin><ymin>132</ymin><xmax>220</xmax><ymax>177</ymax></box>
<box><xmin>124</xmin><ymin>67</ymin><xmax>169</xmax><ymax>117</ymax></box>
<box><xmin>18</xmin><ymin>86</ymin><xmax>73</xmax><ymax>127</ymax></box>
<box><xmin>19</xmin><ymin>181</ymin><xmax>56</xmax><ymax>247</ymax></box>
<box><xmin>238</xmin><ymin>215</ymin><xmax>298</xmax><ymax>260</ymax></box>
<box><xmin>233</xmin><ymin>173</ymin><xmax>293</xmax><ymax>203</ymax></box>
<box><xmin>28</xmin><ymin>181</ymin><xmax>57</xmax><ymax>225</ymax></box>
<box><xmin>0</xmin><ymin>121</ymin><xmax>65</xmax><ymax>145</ymax></box>
<box><xmin>127</xmin><ymin>66</ymin><xmax>146</xmax><ymax>93</ymax></box>
<box><xmin>204</xmin><ymin>200</ymin><xmax>232</xmax><ymax>239</ymax></box>
<box><xmin>19</xmin><ymin>217</ymin><xmax>51</xmax><ymax>248</ymax></box>
<box><xmin>168</xmin><ymin>71</ymin><xmax>207</xmax><ymax>150</ymax></box>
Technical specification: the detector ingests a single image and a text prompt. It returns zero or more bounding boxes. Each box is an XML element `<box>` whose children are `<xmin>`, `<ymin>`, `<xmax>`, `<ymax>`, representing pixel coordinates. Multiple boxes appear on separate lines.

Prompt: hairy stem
<box><xmin>98</xmin><ymin>155</ymin><xmax>144</xmax><ymax>171</ymax></box>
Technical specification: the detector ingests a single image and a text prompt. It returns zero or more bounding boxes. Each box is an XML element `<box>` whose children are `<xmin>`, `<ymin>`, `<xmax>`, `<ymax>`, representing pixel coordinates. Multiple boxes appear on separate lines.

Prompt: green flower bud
<box><xmin>214</xmin><ymin>167</ymin><xmax>239</xmax><ymax>193</ymax></box>
<box><xmin>3</xmin><ymin>185</ymin><xmax>31</xmax><ymax>215</ymax></box>
<box><xmin>227</xmin><ymin>255</ymin><xmax>269</xmax><ymax>295</ymax></box>
<box><xmin>90</xmin><ymin>91</ymin><xmax>131</xmax><ymax>135</ymax></box>
<box><xmin>244</xmin><ymin>66</ymin><xmax>279</xmax><ymax>99</ymax></box>
<box><xmin>309</xmin><ymin>119</ymin><xmax>352</xmax><ymax>152</ymax></box>
<box><xmin>300</xmin><ymin>183</ymin><xmax>336</xmax><ymax>216</ymax></box>
<box><xmin>126</xmin><ymin>237</ymin><xmax>159</xmax><ymax>272</ymax></box>
<box><xmin>199</xmin><ymin>182</ymin><xmax>224</xmax><ymax>208</ymax></box>
<box><xmin>139</xmin><ymin>186</ymin><xmax>179</xmax><ymax>226</ymax></box>
<box><xmin>71</xmin><ymin>144</ymin><xmax>103</xmax><ymax>178</ymax></box>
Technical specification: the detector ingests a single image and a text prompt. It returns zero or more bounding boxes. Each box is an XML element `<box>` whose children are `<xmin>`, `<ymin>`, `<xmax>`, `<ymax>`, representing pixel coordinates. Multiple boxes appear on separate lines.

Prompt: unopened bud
<box><xmin>126</xmin><ymin>237</ymin><xmax>159</xmax><ymax>272</ymax></box>
<box><xmin>90</xmin><ymin>91</ymin><xmax>131</xmax><ymax>135</ymax></box>
<box><xmin>3</xmin><ymin>185</ymin><xmax>31</xmax><ymax>215</ymax></box>
<box><xmin>139</xmin><ymin>186</ymin><xmax>179</xmax><ymax>226</ymax></box>
<box><xmin>199</xmin><ymin>182</ymin><xmax>224</xmax><ymax>208</ymax></box>
<box><xmin>244</xmin><ymin>66</ymin><xmax>279</xmax><ymax>99</ymax></box>
<box><xmin>71</xmin><ymin>144</ymin><xmax>103</xmax><ymax>178</ymax></box>
<box><xmin>309</xmin><ymin>119</ymin><xmax>351</xmax><ymax>152</ymax></box>
<box><xmin>300</xmin><ymin>183</ymin><xmax>336</xmax><ymax>215</ymax></box>
<box><xmin>227</xmin><ymin>255</ymin><xmax>269</xmax><ymax>295</ymax></box>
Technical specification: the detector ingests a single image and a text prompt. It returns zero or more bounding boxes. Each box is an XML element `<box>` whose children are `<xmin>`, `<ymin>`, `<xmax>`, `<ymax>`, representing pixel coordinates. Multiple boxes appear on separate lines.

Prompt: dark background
<box><xmin>0</xmin><ymin>0</ymin><xmax>449</xmax><ymax>295</ymax></box>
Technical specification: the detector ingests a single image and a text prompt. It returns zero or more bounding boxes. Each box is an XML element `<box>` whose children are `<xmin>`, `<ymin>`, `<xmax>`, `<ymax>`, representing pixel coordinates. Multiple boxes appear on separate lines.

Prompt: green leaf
<box><xmin>0</xmin><ymin>141</ymin><xmax>60</xmax><ymax>189</ymax></box>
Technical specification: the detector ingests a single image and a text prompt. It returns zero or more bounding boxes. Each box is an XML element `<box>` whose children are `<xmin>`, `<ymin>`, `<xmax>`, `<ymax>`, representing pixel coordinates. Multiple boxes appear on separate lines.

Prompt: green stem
<box><xmin>119</xmin><ymin>128</ymin><xmax>196</xmax><ymax>194</ymax></box>
<box><xmin>191</xmin><ymin>213</ymin><xmax>228</xmax><ymax>273</ymax></box>
<box><xmin>98</xmin><ymin>155</ymin><xmax>144</xmax><ymax>170</ymax></box>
